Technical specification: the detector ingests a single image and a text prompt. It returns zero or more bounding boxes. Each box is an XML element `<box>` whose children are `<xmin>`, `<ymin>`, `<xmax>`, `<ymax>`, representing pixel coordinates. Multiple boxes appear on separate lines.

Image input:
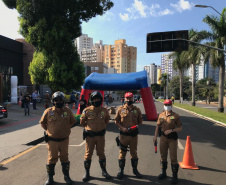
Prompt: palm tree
<box><xmin>169</xmin><ymin>52</ymin><xmax>190</xmax><ymax>103</ymax></box>
<box><xmin>191</xmin><ymin>8</ymin><xmax>226</xmax><ymax>112</ymax></box>
<box><xmin>159</xmin><ymin>73</ymin><xmax>170</xmax><ymax>99</ymax></box>
<box><xmin>184</xmin><ymin>29</ymin><xmax>206</xmax><ymax>106</ymax></box>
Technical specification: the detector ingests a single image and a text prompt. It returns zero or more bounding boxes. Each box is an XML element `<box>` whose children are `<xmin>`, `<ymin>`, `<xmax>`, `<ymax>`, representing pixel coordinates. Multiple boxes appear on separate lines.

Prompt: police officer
<box><xmin>80</xmin><ymin>91</ymin><xmax>111</xmax><ymax>182</ymax></box>
<box><xmin>115</xmin><ymin>92</ymin><xmax>143</xmax><ymax>179</ymax></box>
<box><xmin>40</xmin><ymin>91</ymin><xmax>76</xmax><ymax>185</ymax></box>
<box><xmin>153</xmin><ymin>99</ymin><xmax>182</xmax><ymax>184</ymax></box>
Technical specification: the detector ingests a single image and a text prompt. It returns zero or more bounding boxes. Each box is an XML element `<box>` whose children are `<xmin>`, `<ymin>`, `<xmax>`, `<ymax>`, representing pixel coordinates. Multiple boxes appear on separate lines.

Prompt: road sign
<box><xmin>146</xmin><ymin>30</ymin><xmax>188</xmax><ymax>53</ymax></box>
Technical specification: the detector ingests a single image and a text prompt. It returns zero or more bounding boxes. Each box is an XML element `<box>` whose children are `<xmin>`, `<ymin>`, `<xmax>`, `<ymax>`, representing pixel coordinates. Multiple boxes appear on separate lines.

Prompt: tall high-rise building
<box><xmin>104</xmin><ymin>39</ymin><xmax>137</xmax><ymax>73</ymax></box>
<box><xmin>144</xmin><ymin>63</ymin><xmax>160</xmax><ymax>84</ymax></box>
<box><xmin>161</xmin><ymin>53</ymin><xmax>179</xmax><ymax>79</ymax></box>
<box><xmin>75</xmin><ymin>34</ymin><xmax>93</xmax><ymax>58</ymax></box>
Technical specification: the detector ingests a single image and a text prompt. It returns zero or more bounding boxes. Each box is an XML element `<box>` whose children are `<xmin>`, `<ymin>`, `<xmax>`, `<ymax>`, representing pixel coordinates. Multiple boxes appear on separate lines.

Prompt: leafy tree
<box><xmin>3</xmin><ymin>0</ymin><xmax>114</xmax><ymax>92</ymax></box>
<box><xmin>190</xmin><ymin>8</ymin><xmax>226</xmax><ymax>112</ymax></box>
<box><xmin>169</xmin><ymin>76</ymin><xmax>191</xmax><ymax>100</ymax></box>
<box><xmin>196</xmin><ymin>78</ymin><xmax>216</xmax><ymax>103</ymax></box>
<box><xmin>151</xmin><ymin>83</ymin><xmax>160</xmax><ymax>97</ymax></box>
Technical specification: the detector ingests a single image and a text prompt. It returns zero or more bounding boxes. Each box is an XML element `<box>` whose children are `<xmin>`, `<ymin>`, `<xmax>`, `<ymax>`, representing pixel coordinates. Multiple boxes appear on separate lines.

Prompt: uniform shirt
<box><xmin>115</xmin><ymin>104</ymin><xmax>143</xmax><ymax>128</ymax></box>
<box><xmin>80</xmin><ymin>105</ymin><xmax>110</xmax><ymax>132</ymax></box>
<box><xmin>39</xmin><ymin>106</ymin><xmax>76</xmax><ymax>138</ymax></box>
<box><xmin>157</xmin><ymin>111</ymin><xmax>182</xmax><ymax>132</ymax></box>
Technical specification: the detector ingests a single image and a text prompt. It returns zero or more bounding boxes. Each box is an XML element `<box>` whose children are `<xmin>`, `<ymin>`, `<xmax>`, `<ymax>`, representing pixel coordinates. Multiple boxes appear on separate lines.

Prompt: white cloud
<box><xmin>170</xmin><ymin>0</ymin><xmax>194</xmax><ymax>13</ymax></box>
<box><xmin>158</xmin><ymin>9</ymin><xmax>174</xmax><ymax>16</ymax></box>
<box><xmin>119</xmin><ymin>0</ymin><xmax>176</xmax><ymax>21</ymax></box>
<box><xmin>119</xmin><ymin>13</ymin><xmax>130</xmax><ymax>21</ymax></box>
<box><xmin>133</xmin><ymin>0</ymin><xmax>148</xmax><ymax>17</ymax></box>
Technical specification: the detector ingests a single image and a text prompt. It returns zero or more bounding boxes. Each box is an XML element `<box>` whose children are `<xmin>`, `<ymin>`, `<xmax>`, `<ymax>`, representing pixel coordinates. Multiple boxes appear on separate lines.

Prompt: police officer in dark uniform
<box><xmin>80</xmin><ymin>91</ymin><xmax>111</xmax><ymax>182</ymax></box>
<box><xmin>115</xmin><ymin>92</ymin><xmax>143</xmax><ymax>179</ymax></box>
<box><xmin>153</xmin><ymin>99</ymin><xmax>182</xmax><ymax>184</ymax></box>
<box><xmin>40</xmin><ymin>91</ymin><xmax>76</xmax><ymax>185</ymax></box>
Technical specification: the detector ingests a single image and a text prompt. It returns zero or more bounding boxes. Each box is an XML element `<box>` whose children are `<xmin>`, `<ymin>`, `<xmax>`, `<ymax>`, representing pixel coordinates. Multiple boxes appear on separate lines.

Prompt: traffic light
<box><xmin>146</xmin><ymin>30</ymin><xmax>188</xmax><ymax>53</ymax></box>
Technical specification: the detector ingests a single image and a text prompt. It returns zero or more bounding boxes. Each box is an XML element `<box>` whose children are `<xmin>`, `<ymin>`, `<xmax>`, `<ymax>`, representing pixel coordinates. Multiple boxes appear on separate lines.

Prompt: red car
<box><xmin>0</xmin><ymin>105</ymin><xmax>8</xmax><ymax>119</ymax></box>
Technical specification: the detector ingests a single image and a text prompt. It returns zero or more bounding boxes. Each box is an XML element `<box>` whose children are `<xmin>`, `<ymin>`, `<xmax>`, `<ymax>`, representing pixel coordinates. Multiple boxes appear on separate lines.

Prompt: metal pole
<box><xmin>166</xmin><ymin>62</ymin><xmax>168</xmax><ymax>99</ymax></box>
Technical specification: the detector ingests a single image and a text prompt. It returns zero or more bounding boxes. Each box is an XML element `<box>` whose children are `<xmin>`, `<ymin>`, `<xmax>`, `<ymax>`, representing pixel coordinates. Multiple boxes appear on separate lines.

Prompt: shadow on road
<box><xmin>198</xmin><ymin>165</ymin><xmax>226</xmax><ymax>173</ymax></box>
<box><xmin>178</xmin><ymin>115</ymin><xmax>226</xmax><ymax>150</ymax></box>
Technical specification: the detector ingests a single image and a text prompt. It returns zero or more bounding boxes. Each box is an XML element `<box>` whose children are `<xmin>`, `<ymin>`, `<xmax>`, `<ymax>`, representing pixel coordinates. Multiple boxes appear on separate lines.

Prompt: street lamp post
<box><xmin>195</xmin><ymin>5</ymin><xmax>223</xmax><ymax>17</ymax></box>
<box><xmin>206</xmin><ymin>80</ymin><xmax>210</xmax><ymax>104</ymax></box>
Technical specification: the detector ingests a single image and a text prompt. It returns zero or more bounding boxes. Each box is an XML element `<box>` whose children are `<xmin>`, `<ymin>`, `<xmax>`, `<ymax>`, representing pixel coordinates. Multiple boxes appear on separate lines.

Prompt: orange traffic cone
<box><xmin>66</xmin><ymin>103</ymin><xmax>69</xmax><ymax>108</ymax></box>
<box><xmin>18</xmin><ymin>98</ymin><xmax>21</xmax><ymax>105</ymax></box>
<box><xmin>179</xmin><ymin>136</ymin><xmax>199</xmax><ymax>169</ymax></box>
<box><xmin>72</xmin><ymin>103</ymin><xmax>76</xmax><ymax>109</ymax></box>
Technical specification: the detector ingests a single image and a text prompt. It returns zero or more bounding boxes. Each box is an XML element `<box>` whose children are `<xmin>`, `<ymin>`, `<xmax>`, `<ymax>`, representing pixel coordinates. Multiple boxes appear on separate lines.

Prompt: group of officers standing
<box><xmin>39</xmin><ymin>91</ymin><xmax>182</xmax><ymax>185</ymax></box>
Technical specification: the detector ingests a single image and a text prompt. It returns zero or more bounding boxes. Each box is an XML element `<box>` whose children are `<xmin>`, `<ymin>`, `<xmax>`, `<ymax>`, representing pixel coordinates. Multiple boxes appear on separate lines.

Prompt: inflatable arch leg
<box><xmin>140</xmin><ymin>87</ymin><xmax>158</xmax><ymax>121</ymax></box>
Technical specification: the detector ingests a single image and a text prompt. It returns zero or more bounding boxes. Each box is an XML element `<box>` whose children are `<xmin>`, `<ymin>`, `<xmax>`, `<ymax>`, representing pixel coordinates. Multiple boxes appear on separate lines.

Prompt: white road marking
<box><xmin>38</xmin><ymin>141</ymin><xmax>85</xmax><ymax>147</ymax></box>
<box><xmin>202</xmin><ymin>107</ymin><xmax>216</xmax><ymax>109</ymax></box>
<box><xmin>178</xmin><ymin>139</ymin><xmax>184</xmax><ymax>150</ymax></box>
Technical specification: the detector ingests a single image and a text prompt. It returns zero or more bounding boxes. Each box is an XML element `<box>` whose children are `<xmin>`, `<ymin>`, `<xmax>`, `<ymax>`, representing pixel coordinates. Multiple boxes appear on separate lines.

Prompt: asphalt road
<box><xmin>0</xmin><ymin>101</ymin><xmax>226</xmax><ymax>185</ymax></box>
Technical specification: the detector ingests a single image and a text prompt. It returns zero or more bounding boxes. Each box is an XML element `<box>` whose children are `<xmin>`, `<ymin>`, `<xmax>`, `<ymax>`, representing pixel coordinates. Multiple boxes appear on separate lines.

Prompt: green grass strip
<box><xmin>157</xmin><ymin>99</ymin><xmax>226</xmax><ymax>124</ymax></box>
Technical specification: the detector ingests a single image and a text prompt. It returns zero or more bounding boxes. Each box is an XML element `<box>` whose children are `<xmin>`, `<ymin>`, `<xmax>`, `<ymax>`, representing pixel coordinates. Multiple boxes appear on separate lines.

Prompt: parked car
<box><xmin>0</xmin><ymin>105</ymin><xmax>8</xmax><ymax>119</ymax></box>
<box><xmin>158</xmin><ymin>96</ymin><xmax>164</xmax><ymax>99</ymax></box>
<box><xmin>153</xmin><ymin>96</ymin><xmax>155</xmax><ymax>102</ymax></box>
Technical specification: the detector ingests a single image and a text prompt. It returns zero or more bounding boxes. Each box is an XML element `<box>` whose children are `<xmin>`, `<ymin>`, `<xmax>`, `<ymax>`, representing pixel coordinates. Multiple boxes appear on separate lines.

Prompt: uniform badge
<box><xmin>101</xmin><ymin>112</ymin><xmax>105</xmax><ymax>115</ymax></box>
<box><xmin>170</xmin><ymin>116</ymin><xmax>175</xmax><ymax>119</ymax></box>
<box><xmin>64</xmin><ymin>112</ymin><xmax>67</xmax><ymax>116</ymax></box>
<box><xmin>134</xmin><ymin>110</ymin><xmax>137</xmax><ymax>114</ymax></box>
<box><xmin>50</xmin><ymin>111</ymin><xmax>54</xmax><ymax>115</ymax></box>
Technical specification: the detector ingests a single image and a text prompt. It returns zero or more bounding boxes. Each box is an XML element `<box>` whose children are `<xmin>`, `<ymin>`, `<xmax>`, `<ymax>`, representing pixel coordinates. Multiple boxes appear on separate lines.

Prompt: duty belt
<box><xmin>161</xmin><ymin>131</ymin><xmax>178</xmax><ymax>140</ymax></box>
<box><xmin>120</xmin><ymin>129</ymin><xmax>138</xmax><ymax>137</ymax></box>
<box><xmin>83</xmin><ymin>129</ymin><xmax>106</xmax><ymax>140</ymax></box>
<box><xmin>48</xmin><ymin>137</ymin><xmax>68</xmax><ymax>142</ymax></box>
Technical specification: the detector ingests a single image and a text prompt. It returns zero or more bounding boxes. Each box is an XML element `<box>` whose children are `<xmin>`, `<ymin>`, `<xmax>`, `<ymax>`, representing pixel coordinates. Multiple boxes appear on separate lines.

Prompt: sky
<box><xmin>0</xmin><ymin>0</ymin><xmax>225</xmax><ymax>71</ymax></box>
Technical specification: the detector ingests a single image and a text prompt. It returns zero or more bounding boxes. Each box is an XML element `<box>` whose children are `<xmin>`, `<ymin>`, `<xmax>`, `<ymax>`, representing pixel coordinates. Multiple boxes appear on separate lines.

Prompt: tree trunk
<box><xmin>218</xmin><ymin>63</ymin><xmax>225</xmax><ymax>112</ymax></box>
<box><xmin>191</xmin><ymin>63</ymin><xmax>196</xmax><ymax>106</ymax></box>
<box><xmin>164</xmin><ymin>86</ymin><xmax>166</xmax><ymax>99</ymax></box>
<box><xmin>179</xmin><ymin>70</ymin><xmax>183</xmax><ymax>104</ymax></box>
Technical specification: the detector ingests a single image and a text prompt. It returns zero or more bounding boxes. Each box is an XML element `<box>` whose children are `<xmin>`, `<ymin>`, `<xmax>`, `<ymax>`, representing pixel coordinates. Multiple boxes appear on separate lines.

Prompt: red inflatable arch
<box><xmin>77</xmin><ymin>70</ymin><xmax>158</xmax><ymax>121</ymax></box>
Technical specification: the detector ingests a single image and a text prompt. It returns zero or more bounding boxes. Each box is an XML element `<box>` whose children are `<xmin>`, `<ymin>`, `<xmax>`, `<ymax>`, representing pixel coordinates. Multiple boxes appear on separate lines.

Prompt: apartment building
<box><xmin>84</xmin><ymin>62</ymin><xmax>108</xmax><ymax>74</ymax></box>
<box><xmin>75</xmin><ymin>34</ymin><xmax>93</xmax><ymax>58</ymax></box>
<box><xmin>104</xmin><ymin>39</ymin><xmax>137</xmax><ymax>73</ymax></box>
<box><xmin>161</xmin><ymin>53</ymin><xmax>179</xmax><ymax>80</ymax></box>
<box><xmin>144</xmin><ymin>63</ymin><xmax>161</xmax><ymax>84</ymax></box>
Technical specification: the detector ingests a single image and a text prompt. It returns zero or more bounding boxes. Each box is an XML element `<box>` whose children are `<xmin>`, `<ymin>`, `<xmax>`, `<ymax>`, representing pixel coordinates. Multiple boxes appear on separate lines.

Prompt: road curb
<box><xmin>158</xmin><ymin>101</ymin><xmax>226</xmax><ymax>128</ymax></box>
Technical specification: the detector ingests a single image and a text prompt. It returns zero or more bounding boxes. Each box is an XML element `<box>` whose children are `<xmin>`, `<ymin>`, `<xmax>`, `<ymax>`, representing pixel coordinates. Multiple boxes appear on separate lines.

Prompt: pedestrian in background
<box><xmin>79</xmin><ymin>95</ymin><xmax>87</xmax><ymax>113</ymax></box>
<box><xmin>45</xmin><ymin>91</ymin><xmax>51</xmax><ymax>109</ymax></box>
<box><xmin>23</xmin><ymin>93</ymin><xmax>31</xmax><ymax>116</ymax></box>
<box><xmin>153</xmin><ymin>99</ymin><xmax>182</xmax><ymax>184</ymax></box>
<box><xmin>171</xmin><ymin>96</ymin><xmax>175</xmax><ymax>104</ymax></box>
<box><xmin>121</xmin><ymin>95</ymin><xmax>124</xmax><ymax>105</ymax></box>
<box><xmin>105</xmin><ymin>95</ymin><xmax>109</xmax><ymax>107</ymax></box>
<box><xmin>40</xmin><ymin>91</ymin><xmax>76</xmax><ymax>185</ymax></box>
<box><xmin>115</xmin><ymin>92</ymin><xmax>143</xmax><ymax>180</ymax></box>
<box><xmin>80</xmin><ymin>91</ymin><xmax>111</xmax><ymax>182</ymax></box>
<box><xmin>32</xmin><ymin>90</ymin><xmax>38</xmax><ymax>110</ymax></box>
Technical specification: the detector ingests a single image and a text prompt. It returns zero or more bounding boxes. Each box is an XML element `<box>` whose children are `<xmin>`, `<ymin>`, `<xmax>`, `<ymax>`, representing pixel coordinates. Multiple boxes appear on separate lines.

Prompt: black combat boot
<box><xmin>61</xmin><ymin>161</ymin><xmax>73</xmax><ymax>184</ymax></box>
<box><xmin>83</xmin><ymin>160</ymin><xmax>91</xmax><ymax>182</ymax></box>
<box><xmin>131</xmin><ymin>158</ymin><xmax>143</xmax><ymax>178</ymax></box>
<box><xmin>158</xmin><ymin>161</ymin><xmax>168</xmax><ymax>179</ymax></box>
<box><xmin>99</xmin><ymin>158</ymin><xmax>111</xmax><ymax>179</ymax></box>
<box><xmin>116</xmin><ymin>159</ymin><xmax>125</xmax><ymax>180</ymax></box>
<box><xmin>171</xmin><ymin>164</ymin><xmax>179</xmax><ymax>184</ymax></box>
<box><xmin>45</xmin><ymin>163</ymin><xmax>55</xmax><ymax>185</ymax></box>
